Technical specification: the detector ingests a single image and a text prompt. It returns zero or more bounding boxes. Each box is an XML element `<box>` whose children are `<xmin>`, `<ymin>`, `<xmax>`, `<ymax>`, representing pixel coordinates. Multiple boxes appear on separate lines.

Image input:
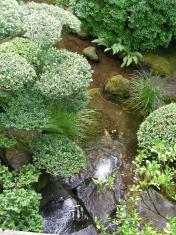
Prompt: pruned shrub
<box><xmin>137</xmin><ymin>103</ymin><xmax>176</xmax><ymax>152</ymax></box>
<box><xmin>71</xmin><ymin>0</ymin><xmax>176</xmax><ymax>52</ymax></box>
<box><xmin>0</xmin><ymin>53</ymin><xmax>36</xmax><ymax>91</ymax></box>
<box><xmin>30</xmin><ymin>134</ymin><xmax>86</xmax><ymax>177</ymax></box>
<box><xmin>0</xmin><ymin>37</ymin><xmax>39</xmax><ymax>64</ymax></box>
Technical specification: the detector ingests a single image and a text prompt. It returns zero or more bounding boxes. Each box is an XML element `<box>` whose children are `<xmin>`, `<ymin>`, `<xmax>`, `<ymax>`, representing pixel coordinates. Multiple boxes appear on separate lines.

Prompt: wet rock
<box><xmin>105</xmin><ymin>75</ymin><xmax>130</xmax><ymax>99</ymax></box>
<box><xmin>142</xmin><ymin>54</ymin><xmax>173</xmax><ymax>78</ymax></box>
<box><xmin>5</xmin><ymin>148</ymin><xmax>31</xmax><ymax>171</ymax></box>
<box><xmin>41</xmin><ymin>178</ymin><xmax>91</xmax><ymax>234</ymax></box>
<box><xmin>88</xmin><ymin>88</ymin><xmax>100</xmax><ymax>97</ymax></box>
<box><xmin>34</xmin><ymin>173</ymin><xmax>49</xmax><ymax>193</ymax></box>
<box><xmin>68</xmin><ymin>134</ymin><xmax>125</xmax><ymax>221</ymax></box>
<box><xmin>137</xmin><ymin>189</ymin><xmax>176</xmax><ymax>229</ymax></box>
<box><xmin>70</xmin><ymin>225</ymin><xmax>97</xmax><ymax>235</ymax></box>
<box><xmin>82</xmin><ymin>47</ymin><xmax>99</xmax><ymax>62</ymax></box>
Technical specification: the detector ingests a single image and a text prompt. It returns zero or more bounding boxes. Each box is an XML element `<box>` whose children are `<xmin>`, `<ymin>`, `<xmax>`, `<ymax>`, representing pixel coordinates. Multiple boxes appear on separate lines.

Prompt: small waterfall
<box><xmin>41</xmin><ymin>179</ymin><xmax>91</xmax><ymax>234</ymax></box>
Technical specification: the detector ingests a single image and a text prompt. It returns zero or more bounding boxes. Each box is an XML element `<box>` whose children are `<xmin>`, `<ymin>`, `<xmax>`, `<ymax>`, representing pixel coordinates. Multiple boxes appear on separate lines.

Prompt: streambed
<box><xmin>40</xmin><ymin>34</ymin><xmax>141</xmax><ymax>234</ymax></box>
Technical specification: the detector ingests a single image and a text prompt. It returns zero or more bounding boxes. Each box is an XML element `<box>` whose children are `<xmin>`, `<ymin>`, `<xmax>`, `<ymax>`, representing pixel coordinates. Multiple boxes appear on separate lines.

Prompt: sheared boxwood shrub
<box><xmin>71</xmin><ymin>0</ymin><xmax>176</xmax><ymax>51</ymax></box>
<box><xmin>137</xmin><ymin>103</ymin><xmax>176</xmax><ymax>152</ymax></box>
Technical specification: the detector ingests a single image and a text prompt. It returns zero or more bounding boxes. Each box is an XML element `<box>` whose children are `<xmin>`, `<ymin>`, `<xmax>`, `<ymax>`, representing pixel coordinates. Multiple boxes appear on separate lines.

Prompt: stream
<box><xmin>40</xmin><ymin>34</ymin><xmax>141</xmax><ymax>234</ymax></box>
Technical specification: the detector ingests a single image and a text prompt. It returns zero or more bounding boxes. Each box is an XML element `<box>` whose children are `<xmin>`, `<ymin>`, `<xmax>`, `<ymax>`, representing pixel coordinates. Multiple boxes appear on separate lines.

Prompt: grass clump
<box><xmin>128</xmin><ymin>71</ymin><xmax>164</xmax><ymax>115</ymax></box>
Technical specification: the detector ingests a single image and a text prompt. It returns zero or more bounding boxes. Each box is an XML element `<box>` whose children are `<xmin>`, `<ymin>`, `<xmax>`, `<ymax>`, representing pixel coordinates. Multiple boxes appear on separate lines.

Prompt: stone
<box><xmin>142</xmin><ymin>54</ymin><xmax>173</xmax><ymax>78</ymax></box>
<box><xmin>5</xmin><ymin>148</ymin><xmax>31</xmax><ymax>171</ymax></box>
<box><xmin>67</xmin><ymin>135</ymin><xmax>125</xmax><ymax>220</ymax></box>
<box><xmin>137</xmin><ymin>189</ymin><xmax>176</xmax><ymax>229</ymax></box>
<box><xmin>41</xmin><ymin>179</ymin><xmax>91</xmax><ymax>234</ymax></box>
<box><xmin>82</xmin><ymin>46</ymin><xmax>99</xmax><ymax>62</ymax></box>
<box><xmin>34</xmin><ymin>173</ymin><xmax>49</xmax><ymax>192</ymax></box>
<box><xmin>105</xmin><ymin>75</ymin><xmax>130</xmax><ymax>98</ymax></box>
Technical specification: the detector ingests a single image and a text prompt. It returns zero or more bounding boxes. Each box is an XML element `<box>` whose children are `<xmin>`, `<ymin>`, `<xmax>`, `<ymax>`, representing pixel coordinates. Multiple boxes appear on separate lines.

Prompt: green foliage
<box><xmin>0</xmin><ymin>0</ymin><xmax>23</xmax><ymax>40</ymax></box>
<box><xmin>14</xmin><ymin>164</ymin><xmax>41</xmax><ymax>189</ymax></box>
<box><xmin>44</xmin><ymin>107</ymin><xmax>78</xmax><ymax>138</ymax></box>
<box><xmin>35</xmin><ymin>48</ymin><xmax>92</xmax><ymax>98</ymax></box>
<box><xmin>22</xmin><ymin>2</ymin><xmax>80</xmax><ymax>46</ymax></box>
<box><xmin>0</xmin><ymin>53</ymin><xmax>36</xmax><ymax>91</ymax></box>
<box><xmin>44</xmin><ymin>107</ymin><xmax>97</xmax><ymax>140</ymax></box>
<box><xmin>101</xmin><ymin>40</ymin><xmax>142</xmax><ymax>67</ymax></box>
<box><xmin>128</xmin><ymin>71</ymin><xmax>164</xmax><ymax>115</ymax></box>
<box><xmin>1</xmin><ymin>0</ymin><xmax>80</xmax><ymax>46</ymax></box>
<box><xmin>48</xmin><ymin>0</ymin><xmax>70</xmax><ymax>8</ymax></box>
<box><xmin>0</xmin><ymin>165</ymin><xmax>14</xmax><ymax>189</ymax></box>
<box><xmin>138</xmin><ymin>103</ymin><xmax>176</xmax><ymax>152</ymax></box>
<box><xmin>0</xmin><ymin>37</ymin><xmax>39</xmax><ymax>65</ymax></box>
<box><xmin>92</xmin><ymin>172</ymin><xmax>117</xmax><ymax>193</ymax></box>
<box><xmin>96</xmin><ymin>198</ymin><xmax>176</xmax><ymax>234</ymax></box>
<box><xmin>0</xmin><ymin>164</ymin><xmax>43</xmax><ymax>232</ymax></box>
<box><xmin>0</xmin><ymin>89</ymin><xmax>50</xmax><ymax>131</ymax></box>
<box><xmin>0</xmin><ymin>164</ymin><xmax>41</xmax><ymax>190</ymax></box>
<box><xmin>0</xmin><ymin>188</ymin><xmax>43</xmax><ymax>232</ymax></box>
<box><xmin>135</xmin><ymin>141</ymin><xmax>176</xmax><ymax>200</ymax></box>
<box><xmin>72</xmin><ymin>0</ymin><xmax>176</xmax><ymax>52</ymax></box>
<box><xmin>56</xmin><ymin>89</ymin><xmax>90</xmax><ymax>113</ymax></box>
<box><xmin>30</xmin><ymin>134</ymin><xmax>86</xmax><ymax>177</ymax></box>
<box><xmin>0</xmin><ymin>132</ymin><xmax>17</xmax><ymax>149</ymax></box>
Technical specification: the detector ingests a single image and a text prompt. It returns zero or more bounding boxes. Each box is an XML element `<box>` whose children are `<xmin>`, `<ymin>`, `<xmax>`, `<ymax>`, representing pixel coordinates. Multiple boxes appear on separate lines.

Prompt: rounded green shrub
<box><xmin>0</xmin><ymin>89</ymin><xmax>50</xmax><ymax>131</ymax></box>
<box><xmin>0</xmin><ymin>0</ymin><xmax>23</xmax><ymax>40</ymax></box>
<box><xmin>22</xmin><ymin>2</ymin><xmax>80</xmax><ymax>46</ymax></box>
<box><xmin>31</xmin><ymin>134</ymin><xmax>86</xmax><ymax>177</ymax></box>
<box><xmin>137</xmin><ymin>103</ymin><xmax>176</xmax><ymax>152</ymax></box>
<box><xmin>71</xmin><ymin>0</ymin><xmax>176</xmax><ymax>51</ymax></box>
<box><xmin>35</xmin><ymin>48</ymin><xmax>92</xmax><ymax>98</ymax></box>
<box><xmin>0</xmin><ymin>53</ymin><xmax>36</xmax><ymax>91</ymax></box>
<box><xmin>0</xmin><ymin>37</ymin><xmax>39</xmax><ymax>64</ymax></box>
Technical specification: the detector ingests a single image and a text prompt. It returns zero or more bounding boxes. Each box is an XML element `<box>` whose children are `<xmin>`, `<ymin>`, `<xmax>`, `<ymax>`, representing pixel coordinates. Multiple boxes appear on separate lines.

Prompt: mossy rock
<box><xmin>5</xmin><ymin>147</ymin><xmax>32</xmax><ymax>171</ymax></box>
<box><xmin>88</xmin><ymin>88</ymin><xmax>101</xmax><ymax>97</ymax></box>
<box><xmin>104</xmin><ymin>75</ymin><xmax>130</xmax><ymax>99</ymax></box>
<box><xmin>142</xmin><ymin>54</ymin><xmax>173</xmax><ymax>78</ymax></box>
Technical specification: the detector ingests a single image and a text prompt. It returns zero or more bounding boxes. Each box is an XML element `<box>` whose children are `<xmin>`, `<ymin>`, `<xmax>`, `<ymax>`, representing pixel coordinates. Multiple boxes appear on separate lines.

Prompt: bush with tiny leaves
<box><xmin>0</xmin><ymin>164</ymin><xmax>43</xmax><ymax>232</ymax></box>
<box><xmin>138</xmin><ymin>103</ymin><xmax>176</xmax><ymax>153</ymax></box>
<box><xmin>22</xmin><ymin>2</ymin><xmax>80</xmax><ymax>46</ymax></box>
<box><xmin>0</xmin><ymin>188</ymin><xmax>44</xmax><ymax>232</ymax></box>
<box><xmin>0</xmin><ymin>0</ymin><xmax>23</xmax><ymax>40</ymax></box>
<box><xmin>35</xmin><ymin>48</ymin><xmax>92</xmax><ymax>98</ymax></box>
<box><xmin>0</xmin><ymin>53</ymin><xmax>36</xmax><ymax>91</ymax></box>
<box><xmin>0</xmin><ymin>89</ymin><xmax>51</xmax><ymax>131</ymax></box>
<box><xmin>0</xmin><ymin>37</ymin><xmax>39</xmax><ymax>65</ymax></box>
<box><xmin>71</xmin><ymin>0</ymin><xmax>176</xmax><ymax>52</ymax></box>
<box><xmin>30</xmin><ymin>134</ymin><xmax>86</xmax><ymax>177</ymax></box>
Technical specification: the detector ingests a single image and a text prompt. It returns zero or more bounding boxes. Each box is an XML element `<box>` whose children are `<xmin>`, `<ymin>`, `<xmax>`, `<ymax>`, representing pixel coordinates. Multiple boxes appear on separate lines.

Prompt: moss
<box><xmin>142</xmin><ymin>54</ymin><xmax>173</xmax><ymax>78</ymax></box>
<box><xmin>105</xmin><ymin>75</ymin><xmax>130</xmax><ymax>99</ymax></box>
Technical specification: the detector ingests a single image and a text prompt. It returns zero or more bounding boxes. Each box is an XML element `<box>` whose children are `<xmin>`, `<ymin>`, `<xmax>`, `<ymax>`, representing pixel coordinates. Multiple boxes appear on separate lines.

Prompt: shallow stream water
<box><xmin>40</xmin><ymin>34</ymin><xmax>142</xmax><ymax>234</ymax></box>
